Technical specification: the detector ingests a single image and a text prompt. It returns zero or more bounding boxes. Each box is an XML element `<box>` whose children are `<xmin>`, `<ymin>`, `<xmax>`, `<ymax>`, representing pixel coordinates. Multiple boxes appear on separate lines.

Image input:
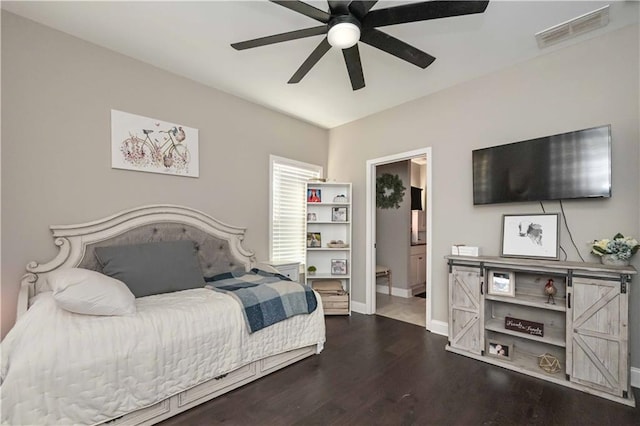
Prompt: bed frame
<box><xmin>17</xmin><ymin>204</ymin><xmax>322</xmax><ymax>426</ymax></box>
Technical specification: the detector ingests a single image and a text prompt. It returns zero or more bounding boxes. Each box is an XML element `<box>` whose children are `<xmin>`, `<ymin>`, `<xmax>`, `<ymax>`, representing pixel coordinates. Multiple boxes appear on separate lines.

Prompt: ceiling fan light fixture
<box><xmin>327</xmin><ymin>22</ymin><xmax>360</xmax><ymax>49</ymax></box>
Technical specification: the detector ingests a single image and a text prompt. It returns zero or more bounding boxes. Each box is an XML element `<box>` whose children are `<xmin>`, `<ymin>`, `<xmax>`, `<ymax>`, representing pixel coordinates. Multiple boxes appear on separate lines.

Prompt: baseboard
<box><xmin>632</xmin><ymin>367</ymin><xmax>640</xmax><ymax>389</ymax></box>
<box><xmin>376</xmin><ymin>285</ymin><xmax>412</xmax><ymax>298</ymax></box>
<box><xmin>428</xmin><ymin>319</ymin><xmax>448</xmax><ymax>336</ymax></box>
<box><xmin>350</xmin><ymin>300</ymin><xmax>367</xmax><ymax>314</ymax></box>
<box><xmin>375</xmin><ymin>284</ymin><xmax>390</xmax><ymax>295</ymax></box>
<box><xmin>410</xmin><ymin>284</ymin><xmax>426</xmax><ymax>296</ymax></box>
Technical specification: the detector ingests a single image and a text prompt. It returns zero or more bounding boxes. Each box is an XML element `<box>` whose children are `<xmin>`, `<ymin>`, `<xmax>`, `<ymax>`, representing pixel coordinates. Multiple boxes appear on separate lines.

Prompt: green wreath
<box><xmin>376</xmin><ymin>173</ymin><xmax>406</xmax><ymax>209</ymax></box>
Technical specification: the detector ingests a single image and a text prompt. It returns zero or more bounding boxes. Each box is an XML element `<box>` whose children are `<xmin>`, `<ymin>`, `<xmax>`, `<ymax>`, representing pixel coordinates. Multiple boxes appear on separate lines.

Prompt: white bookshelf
<box><xmin>305</xmin><ymin>182</ymin><xmax>352</xmax><ymax>315</ymax></box>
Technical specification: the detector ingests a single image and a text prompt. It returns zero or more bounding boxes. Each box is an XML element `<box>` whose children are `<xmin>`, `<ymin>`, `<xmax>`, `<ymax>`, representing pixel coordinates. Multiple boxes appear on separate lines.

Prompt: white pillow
<box><xmin>48</xmin><ymin>268</ymin><xmax>136</xmax><ymax>316</ymax></box>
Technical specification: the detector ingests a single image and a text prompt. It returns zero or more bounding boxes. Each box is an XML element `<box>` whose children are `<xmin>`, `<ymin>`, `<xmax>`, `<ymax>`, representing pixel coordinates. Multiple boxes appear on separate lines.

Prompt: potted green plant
<box><xmin>307</xmin><ymin>265</ymin><xmax>317</xmax><ymax>276</ymax></box>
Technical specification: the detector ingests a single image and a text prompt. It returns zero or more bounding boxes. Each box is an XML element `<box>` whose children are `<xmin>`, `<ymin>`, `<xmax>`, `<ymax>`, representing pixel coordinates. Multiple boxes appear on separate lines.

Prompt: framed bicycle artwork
<box><xmin>111</xmin><ymin>110</ymin><xmax>199</xmax><ymax>177</ymax></box>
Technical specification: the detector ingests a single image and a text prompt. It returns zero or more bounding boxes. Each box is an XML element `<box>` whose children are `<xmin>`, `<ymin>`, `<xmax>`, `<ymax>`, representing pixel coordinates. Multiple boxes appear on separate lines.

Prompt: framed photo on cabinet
<box><xmin>331</xmin><ymin>259</ymin><xmax>347</xmax><ymax>275</ymax></box>
<box><xmin>486</xmin><ymin>340</ymin><xmax>512</xmax><ymax>360</ymax></box>
<box><xmin>501</xmin><ymin>213</ymin><xmax>559</xmax><ymax>260</ymax></box>
<box><xmin>307</xmin><ymin>232</ymin><xmax>321</xmax><ymax>248</ymax></box>
<box><xmin>332</xmin><ymin>207</ymin><xmax>347</xmax><ymax>222</ymax></box>
<box><xmin>307</xmin><ymin>188</ymin><xmax>321</xmax><ymax>202</ymax></box>
<box><xmin>487</xmin><ymin>271</ymin><xmax>515</xmax><ymax>297</ymax></box>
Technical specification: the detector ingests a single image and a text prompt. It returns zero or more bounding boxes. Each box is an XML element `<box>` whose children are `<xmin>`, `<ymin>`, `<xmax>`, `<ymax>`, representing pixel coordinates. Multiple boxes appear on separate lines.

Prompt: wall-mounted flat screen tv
<box><xmin>473</xmin><ymin>125</ymin><xmax>611</xmax><ymax>205</ymax></box>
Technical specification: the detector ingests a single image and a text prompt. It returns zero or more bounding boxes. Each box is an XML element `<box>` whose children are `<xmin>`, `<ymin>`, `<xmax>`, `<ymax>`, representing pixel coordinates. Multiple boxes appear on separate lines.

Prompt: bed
<box><xmin>1</xmin><ymin>205</ymin><xmax>326</xmax><ymax>426</ymax></box>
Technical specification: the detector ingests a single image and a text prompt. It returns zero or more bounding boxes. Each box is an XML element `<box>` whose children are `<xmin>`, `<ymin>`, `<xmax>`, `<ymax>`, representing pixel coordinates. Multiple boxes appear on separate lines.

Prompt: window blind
<box><xmin>271</xmin><ymin>157</ymin><xmax>321</xmax><ymax>264</ymax></box>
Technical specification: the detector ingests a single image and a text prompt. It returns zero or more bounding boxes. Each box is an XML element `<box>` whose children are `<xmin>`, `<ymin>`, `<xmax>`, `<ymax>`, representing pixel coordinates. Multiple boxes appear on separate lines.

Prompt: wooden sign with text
<box><xmin>505</xmin><ymin>316</ymin><xmax>544</xmax><ymax>337</ymax></box>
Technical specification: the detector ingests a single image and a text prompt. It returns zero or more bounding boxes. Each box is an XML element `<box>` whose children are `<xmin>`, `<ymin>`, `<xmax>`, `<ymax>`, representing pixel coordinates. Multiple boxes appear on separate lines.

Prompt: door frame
<box><xmin>365</xmin><ymin>147</ymin><xmax>433</xmax><ymax>331</ymax></box>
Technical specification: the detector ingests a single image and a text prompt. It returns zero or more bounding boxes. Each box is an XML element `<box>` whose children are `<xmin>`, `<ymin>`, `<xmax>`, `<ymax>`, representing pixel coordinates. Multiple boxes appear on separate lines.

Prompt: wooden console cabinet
<box><xmin>446</xmin><ymin>255</ymin><xmax>636</xmax><ymax>406</ymax></box>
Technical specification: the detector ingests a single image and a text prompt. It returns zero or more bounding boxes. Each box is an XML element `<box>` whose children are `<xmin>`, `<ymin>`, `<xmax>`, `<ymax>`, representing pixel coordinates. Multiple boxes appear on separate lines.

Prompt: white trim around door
<box><xmin>365</xmin><ymin>147</ymin><xmax>433</xmax><ymax>331</ymax></box>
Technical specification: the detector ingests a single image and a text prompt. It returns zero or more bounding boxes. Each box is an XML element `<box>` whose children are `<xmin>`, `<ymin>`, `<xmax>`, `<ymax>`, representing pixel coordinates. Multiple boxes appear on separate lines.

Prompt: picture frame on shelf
<box><xmin>487</xmin><ymin>270</ymin><xmax>516</xmax><ymax>297</ymax></box>
<box><xmin>307</xmin><ymin>188</ymin><xmax>321</xmax><ymax>203</ymax></box>
<box><xmin>331</xmin><ymin>259</ymin><xmax>347</xmax><ymax>275</ymax></box>
<box><xmin>486</xmin><ymin>340</ymin><xmax>512</xmax><ymax>360</ymax></box>
<box><xmin>306</xmin><ymin>232</ymin><xmax>321</xmax><ymax>248</ymax></box>
<box><xmin>307</xmin><ymin>213</ymin><xmax>317</xmax><ymax>222</ymax></box>
<box><xmin>501</xmin><ymin>213</ymin><xmax>559</xmax><ymax>260</ymax></box>
<box><xmin>331</xmin><ymin>207</ymin><xmax>347</xmax><ymax>222</ymax></box>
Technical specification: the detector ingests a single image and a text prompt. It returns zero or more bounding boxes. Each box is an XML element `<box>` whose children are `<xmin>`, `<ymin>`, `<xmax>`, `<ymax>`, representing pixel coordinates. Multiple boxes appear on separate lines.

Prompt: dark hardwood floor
<box><xmin>159</xmin><ymin>314</ymin><xmax>639</xmax><ymax>426</ymax></box>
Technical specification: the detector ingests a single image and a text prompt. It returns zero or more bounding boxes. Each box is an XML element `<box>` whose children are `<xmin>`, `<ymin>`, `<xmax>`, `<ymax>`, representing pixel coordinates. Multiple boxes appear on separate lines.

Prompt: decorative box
<box><xmin>451</xmin><ymin>245</ymin><xmax>481</xmax><ymax>256</ymax></box>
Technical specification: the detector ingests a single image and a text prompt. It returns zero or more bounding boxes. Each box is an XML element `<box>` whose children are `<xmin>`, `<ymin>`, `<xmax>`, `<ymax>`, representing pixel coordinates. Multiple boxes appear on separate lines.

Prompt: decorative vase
<box><xmin>600</xmin><ymin>254</ymin><xmax>630</xmax><ymax>267</ymax></box>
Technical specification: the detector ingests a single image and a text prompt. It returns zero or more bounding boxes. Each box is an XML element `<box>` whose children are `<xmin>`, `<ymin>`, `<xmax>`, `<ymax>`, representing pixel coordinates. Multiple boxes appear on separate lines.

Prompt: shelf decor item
<box><xmin>376</xmin><ymin>173</ymin><xmax>406</xmax><ymax>209</ymax></box>
<box><xmin>487</xmin><ymin>271</ymin><xmax>515</xmax><ymax>297</ymax></box>
<box><xmin>332</xmin><ymin>207</ymin><xmax>347</xmax><ymax>222</ymax></box>
<box><xmin>307</xmin><ymin>213</ymin><xmax>317</xmax><ymax>222</ymax></box>
<box><xmin>307</xmin><ymin>188</ymin><xmax>322</xmax><ymax>202</ymax></box>
<box><xmin>544</xmin><ymin>279</ymin><xmax>557</xmax><ymax>304</ymax></box>
<box><xmin>333</xmin><ymin>194</ymin><xmax>348</xmax><ymax>202</ymax></box>
<box><xmin>327</xmin><ymin>240</ymin><xmax>348</xmax><ymax>248</ymax></box>
<box><xmin>487</xmin><ymin>340</ymin><xmax>512</xmax><ymax>360</ymax></box>
<box><xmin>538</xmin><ymin>353</ymin><xmax>562</xmax><ymax>374</ymax></box>
<box><xmin>307</xmin><ymin>265</ymin><xmax>316</xmax><ymax>276</ymax></box>
<box><xmin>501</xmin><ymin>213</ymin><xmax>560</xmax><ymax>260</ymax></box>
<box><xmin>306</xmin><ymin>232</ymin><xmax>321</xmax><ymax>248</ymax></box>
<box><xmin>591</xmin><ymin>233</ymin><xmax>639</xmax><ymax>266</ymax></box>
<box><xmin>505</xmin><ymin>316</ymin><xmax>544</xmax><ymax>337</ymax></box>
<box><xmin>331</xmin><ymin>259</ymin><xmax>347</xmax><ymax>275</ymax></box>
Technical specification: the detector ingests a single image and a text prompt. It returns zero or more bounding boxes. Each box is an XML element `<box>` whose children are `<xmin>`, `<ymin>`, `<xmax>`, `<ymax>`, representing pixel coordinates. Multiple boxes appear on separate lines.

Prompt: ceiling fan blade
<box><xmin>360</xmin><ymin>28</ymin><xmax>435</xmax><ymax>69</ymax></box>
<box><xmin>288</xmin><ymin>38</ymin><xmax>332</xmax><ymax>84</ymax></box>
<box><xmin>328</xmin><ymin>1</ymin><xmax>351</xmax><ymax>15</ymax></box>
<box><xmin>342</xmin><ymin>44</ymin><xmax>365</xmax><ymax>90</ymax></box>
<box><xmin>349</xmin><ymin>1</ymin><xmax>378</xmax><ymax>20</ymax></box>
<box><xmin>363</xmin><ymin>1</ymin><xmax>489</xmax><ymax>28</ymax></box>
<box><xmin>231</xmin><ymin>26</ymin><xmax>327</xmax><ymax>50</ymax></box>
<box><xmin>271</xmin><ymin>1</ymin><xmax>331</xmax><ymax>23</ymax></box>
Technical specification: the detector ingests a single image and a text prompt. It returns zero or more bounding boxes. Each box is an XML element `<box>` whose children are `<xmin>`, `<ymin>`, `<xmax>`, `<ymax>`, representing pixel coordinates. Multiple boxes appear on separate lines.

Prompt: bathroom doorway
<box><xmin>365</xmin><ymin>148</ymin><xmax>433</xmax><ymax>330</ymax></box>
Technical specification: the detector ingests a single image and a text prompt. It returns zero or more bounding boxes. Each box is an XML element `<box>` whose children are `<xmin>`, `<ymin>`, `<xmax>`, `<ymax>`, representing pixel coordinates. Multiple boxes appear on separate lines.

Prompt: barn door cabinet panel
<box><xmin>445</xmin><ymin>255</ymin><xmax>635</xmax><ymax>407</ymax></box>
<box><xmin>448</xmin><ymin>264</ymin><xmax>483</xmax><ymax>355</ymax></box>
<box><xmin>567</xmin><ymin>276</ymin><xmax>628</xmax><ymax>397</ymax></box>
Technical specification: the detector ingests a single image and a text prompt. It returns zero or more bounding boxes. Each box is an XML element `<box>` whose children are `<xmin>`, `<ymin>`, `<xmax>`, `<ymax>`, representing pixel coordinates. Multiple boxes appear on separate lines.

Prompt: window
<box><xmin>270</xmin><ymin>155</ymin><xmax>322</xmax><ymax>264</ymax></box>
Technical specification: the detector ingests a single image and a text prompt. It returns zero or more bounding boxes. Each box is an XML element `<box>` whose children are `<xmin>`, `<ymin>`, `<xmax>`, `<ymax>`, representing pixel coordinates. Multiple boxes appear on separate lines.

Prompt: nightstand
<box><xmin>262</xmin><ymin>260</ymin><xmax>300</xmax><ymax>282</ymax></box>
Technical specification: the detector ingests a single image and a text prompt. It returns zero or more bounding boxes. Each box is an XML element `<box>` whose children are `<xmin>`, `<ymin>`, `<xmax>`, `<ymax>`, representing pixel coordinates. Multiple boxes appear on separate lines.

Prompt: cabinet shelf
<box><xmin>485</xmin><ymin>318</ymin><xmax>565</xmax><ymax>347</ymax></box>
<box><xmin>307</xmin><ymin>202</ymin><xmax>350</xmax><ymax>207</ymax></box>
<box><xmin>307</xmin><ymin>221</ymin><xmax>351</xmax><ymax>225</ymax></box>
<box><xmin>307</xmin><ymin>274</ymin><xmax>350</xmax><ymax>279</ymax></box>
<box><xmin>502</xmin><ymin>349</ymin><xmax>566</xmax><ymax>380</ymax></box>
<box><xmin>485</xmin><ymin>294</ymin><xmax>566</xmax><ymax>312</ymax></box>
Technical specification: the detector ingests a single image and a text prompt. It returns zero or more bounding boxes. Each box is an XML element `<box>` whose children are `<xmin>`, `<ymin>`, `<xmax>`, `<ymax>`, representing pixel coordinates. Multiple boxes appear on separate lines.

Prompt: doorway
<box><xmin>365</xmin><ymin>148</ymin><xmax>433</xmax><ymax>330</ymax></box>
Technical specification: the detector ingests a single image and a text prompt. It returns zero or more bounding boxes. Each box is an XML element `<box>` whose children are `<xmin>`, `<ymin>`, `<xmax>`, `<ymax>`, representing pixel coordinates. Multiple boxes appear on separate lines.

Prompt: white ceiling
<box><xmin>3</xmin><ymin>1</ymin><xmax>638</xmax><ymax>129</ymax></box>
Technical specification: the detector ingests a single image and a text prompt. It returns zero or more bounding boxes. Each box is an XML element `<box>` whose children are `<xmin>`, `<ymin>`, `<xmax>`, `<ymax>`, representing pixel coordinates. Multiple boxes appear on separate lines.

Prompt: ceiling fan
<box><xmin>231</xmin><ymin>1</ymin><xmax>490</xmax><ymax>90</ymax></box>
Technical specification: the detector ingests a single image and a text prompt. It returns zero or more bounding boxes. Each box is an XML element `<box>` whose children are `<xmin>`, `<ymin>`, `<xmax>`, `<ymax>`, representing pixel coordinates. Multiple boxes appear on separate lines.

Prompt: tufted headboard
<box><xmin>18</xmin><ymin>205</ymin><xmax>256</xmax><ymax>317</ymax></box>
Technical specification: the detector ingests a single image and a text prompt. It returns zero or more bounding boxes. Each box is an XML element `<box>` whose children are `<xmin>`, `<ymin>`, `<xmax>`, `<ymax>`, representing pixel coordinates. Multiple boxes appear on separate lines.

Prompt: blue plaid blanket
<box><xmin>205</xmin><ymin>268</ymin><xmax>317</xmax><ymax>333</ymax></box>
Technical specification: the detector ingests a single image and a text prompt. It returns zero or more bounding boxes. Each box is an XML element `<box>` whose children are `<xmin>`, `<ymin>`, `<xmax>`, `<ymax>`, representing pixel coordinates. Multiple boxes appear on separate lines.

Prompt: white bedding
<box><xmin>1</xmin><ymin>288</ymin><xmax>326</xmax><ymax>425</ymax></box>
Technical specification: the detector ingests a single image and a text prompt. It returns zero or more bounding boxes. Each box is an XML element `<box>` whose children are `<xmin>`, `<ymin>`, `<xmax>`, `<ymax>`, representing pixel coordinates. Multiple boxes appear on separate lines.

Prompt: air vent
<box><xmin>535</xmin><ymin>5</ymin><xmax>610</xmax><ymax>49</ymax></box>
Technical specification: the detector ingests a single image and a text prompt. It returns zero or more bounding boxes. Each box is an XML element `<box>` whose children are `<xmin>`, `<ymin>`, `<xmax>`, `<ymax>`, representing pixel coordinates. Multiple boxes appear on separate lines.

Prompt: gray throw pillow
<box><xmin>95</xmin><ymin>240</ymin><xmax>205</xmax><ymax>298</ymax></box>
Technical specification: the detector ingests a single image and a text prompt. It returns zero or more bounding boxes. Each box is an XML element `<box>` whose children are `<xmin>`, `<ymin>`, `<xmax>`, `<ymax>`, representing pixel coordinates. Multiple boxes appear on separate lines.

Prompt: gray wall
<box><xmin>376</xmin><ymin>161</ymin><xmax>411</xmax><ymax>291</ymax></box>
<box><xmin>327</xmin><ymin>25</ymin><xmax>640</xmax><ymax>367</ymax></box>
<box><xmin>0</xmin><ymin>12</ymin><xmax>328</xmax><ymax>338</ymax></box>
